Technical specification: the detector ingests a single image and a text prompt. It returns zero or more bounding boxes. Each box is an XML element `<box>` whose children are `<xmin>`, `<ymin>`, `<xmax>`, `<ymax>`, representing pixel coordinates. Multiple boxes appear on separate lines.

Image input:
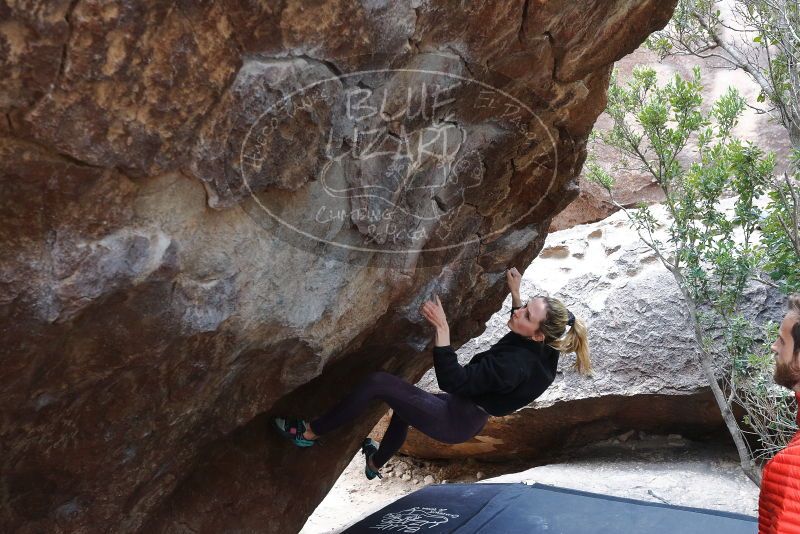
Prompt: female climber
<box><xmin>274</xmin><ymin>266</ymin><xmax>591</xmax><ymax>480</ymax></box>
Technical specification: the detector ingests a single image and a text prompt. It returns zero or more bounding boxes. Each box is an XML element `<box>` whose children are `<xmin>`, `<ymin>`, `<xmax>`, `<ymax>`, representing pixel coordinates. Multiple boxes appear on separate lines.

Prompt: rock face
<box><xmin>0</xmin><ymin>1</ymin><xmax>676</xmax><ymax>532</ymax></box>
<box><xmin>387</xmin><ymin>204</ymin><xmax>785</xmax><ymax>460</ymax></box>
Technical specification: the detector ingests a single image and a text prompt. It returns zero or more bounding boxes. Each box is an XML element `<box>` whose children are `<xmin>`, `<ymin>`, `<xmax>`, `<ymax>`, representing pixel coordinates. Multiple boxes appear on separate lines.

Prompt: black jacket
<box><xmin>432</xmin><ymin>330</ymin><xmax>560</xmax><ymax>416</ymax></box>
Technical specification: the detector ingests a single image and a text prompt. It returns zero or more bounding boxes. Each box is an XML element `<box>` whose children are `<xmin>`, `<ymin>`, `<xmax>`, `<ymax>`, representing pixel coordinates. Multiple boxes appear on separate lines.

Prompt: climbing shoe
<box><xmin>273</xmin><ymin>417</ymin><xmax>318</xmax><ymax>448</ymax></box>
<box><xmin>361</xmin><ymin>437</ymin><xmax>383</xmax><ymax>480</ymax></box>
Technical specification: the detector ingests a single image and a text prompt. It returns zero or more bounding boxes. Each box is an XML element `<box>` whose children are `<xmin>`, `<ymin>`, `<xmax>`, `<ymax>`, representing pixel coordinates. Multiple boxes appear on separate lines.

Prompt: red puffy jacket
<box><xmin>759</xmin><ymin>392</ymin><xmax>800</xmax><ymax>534</ymax></box>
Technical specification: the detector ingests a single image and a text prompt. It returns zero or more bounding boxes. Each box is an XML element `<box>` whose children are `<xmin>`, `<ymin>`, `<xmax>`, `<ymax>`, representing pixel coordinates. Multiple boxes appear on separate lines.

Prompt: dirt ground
<box><xmin>299</xmin><ymin>432</ymin><xmax>760</xmax><ymax>533</ymax></box>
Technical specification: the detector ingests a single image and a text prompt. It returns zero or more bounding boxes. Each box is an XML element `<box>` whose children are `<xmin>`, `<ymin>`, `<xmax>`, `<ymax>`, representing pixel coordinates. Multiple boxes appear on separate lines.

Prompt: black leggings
<box><xmin>310</xmin><ymin>371</ymin><xmax>489</xmax><ymax>468</ymax></box>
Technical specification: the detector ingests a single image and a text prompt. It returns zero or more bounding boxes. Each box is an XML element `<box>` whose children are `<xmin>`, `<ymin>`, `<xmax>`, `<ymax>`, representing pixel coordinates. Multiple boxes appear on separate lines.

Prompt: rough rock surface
<box><xmin>0</xmin><ymin>1</ymin><xmax>676</xmax><ymax>532</ymax></box>
<box><xmin>383</xmin><ymin>203</ymin><xmax>784</xmax><ymax>460</ymax></box>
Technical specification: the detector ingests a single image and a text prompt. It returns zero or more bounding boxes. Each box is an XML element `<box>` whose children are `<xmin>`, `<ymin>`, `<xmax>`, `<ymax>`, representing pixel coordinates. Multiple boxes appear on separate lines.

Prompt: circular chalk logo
<box><xmin>238</xmin><ymin>55</ymin><xmax>558</xmax><ymax>266</ymax></box>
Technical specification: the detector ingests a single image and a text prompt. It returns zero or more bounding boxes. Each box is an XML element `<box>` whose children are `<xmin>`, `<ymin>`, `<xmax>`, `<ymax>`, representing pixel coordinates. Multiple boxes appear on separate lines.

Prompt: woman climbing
<box><xmin>274</xmin><ymin>266</ymin><xmax>591</xmax><ymax>480</ymax></box>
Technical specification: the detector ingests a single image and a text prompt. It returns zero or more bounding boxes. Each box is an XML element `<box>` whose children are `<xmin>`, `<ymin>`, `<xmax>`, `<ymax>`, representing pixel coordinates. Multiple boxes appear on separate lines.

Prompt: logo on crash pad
<box><xmin>369</xmin><ymin>506</ymin><xmax>459</xmax><ymax>532</ymax></box>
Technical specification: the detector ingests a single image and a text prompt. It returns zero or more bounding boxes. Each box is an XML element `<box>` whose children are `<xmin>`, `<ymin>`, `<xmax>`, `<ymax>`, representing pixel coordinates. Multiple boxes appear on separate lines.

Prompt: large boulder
<box><xmin>387</xmin><ymin>203</ymin><xmax>784</xmax><ymax>460</ymax></box>
<box><xmin>0</xmin><ymin>1</ymin><xmax>676</xmax><ymax>532</ymax></box>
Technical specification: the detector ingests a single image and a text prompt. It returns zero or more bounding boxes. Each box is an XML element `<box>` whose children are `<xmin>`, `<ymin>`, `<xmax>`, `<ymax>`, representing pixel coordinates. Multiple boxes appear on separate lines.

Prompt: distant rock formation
<box><xmin>549</xmin><ymin>45</ymin><xmax>794</xmax><ymax>232</ymax></box>
<box><xmin>0</xmin><ymin>1</ymin><xmax>676</xmax><ymax>532</ymax></box>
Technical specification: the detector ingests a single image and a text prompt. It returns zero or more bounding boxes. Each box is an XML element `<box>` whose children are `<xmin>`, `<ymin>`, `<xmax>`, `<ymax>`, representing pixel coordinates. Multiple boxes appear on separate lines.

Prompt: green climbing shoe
<box><xmin>361</xmin><ymin>438</ymin><xmax>383</xmax><ymax>480</ymax></box>
<box><xmin>273</xmin><ymin>417</ymin><xmax>318</xmax><ymax>448</ymax></box>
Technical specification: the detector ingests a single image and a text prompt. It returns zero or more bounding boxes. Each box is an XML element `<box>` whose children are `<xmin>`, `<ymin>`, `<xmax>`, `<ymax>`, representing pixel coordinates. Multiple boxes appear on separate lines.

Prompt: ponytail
<box><xmin>551</xmin><ymin>316</ymin><xmax>591</xmax><ymax>375</ymax></box>
<box><xmin>540</xmin><ymin>297</ymin><xmax>592</xmax><ymax>376</ymax></box>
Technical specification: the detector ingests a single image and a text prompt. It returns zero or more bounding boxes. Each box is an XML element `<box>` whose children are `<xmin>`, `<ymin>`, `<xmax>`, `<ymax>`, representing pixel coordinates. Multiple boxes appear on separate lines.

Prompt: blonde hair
<box><xmin>540</xmin><ymin>296</ymin><xmax>592</xmax><ymax>375</ymax></box>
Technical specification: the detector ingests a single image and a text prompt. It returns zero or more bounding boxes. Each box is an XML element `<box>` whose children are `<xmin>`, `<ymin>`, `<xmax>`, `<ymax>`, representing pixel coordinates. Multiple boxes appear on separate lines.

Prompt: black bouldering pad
<box><xmin>342</xmin><ymin>482</ymin><xmax>757</xmax><ymax>533</ymax></box>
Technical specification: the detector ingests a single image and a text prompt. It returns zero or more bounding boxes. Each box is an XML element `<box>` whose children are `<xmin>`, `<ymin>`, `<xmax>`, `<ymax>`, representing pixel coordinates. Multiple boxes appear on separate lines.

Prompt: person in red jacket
<box><xmin>759</xmin><ymin>294</ymin><xmax>800</xmax><ymax>534</ymax></box>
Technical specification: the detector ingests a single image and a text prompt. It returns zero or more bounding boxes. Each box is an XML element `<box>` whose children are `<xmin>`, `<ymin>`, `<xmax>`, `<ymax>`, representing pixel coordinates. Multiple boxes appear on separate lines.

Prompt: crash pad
<box><xmin>342</xmin><ymin>482</ymin><xmax>757</xmax><ymax>533</ymax></box>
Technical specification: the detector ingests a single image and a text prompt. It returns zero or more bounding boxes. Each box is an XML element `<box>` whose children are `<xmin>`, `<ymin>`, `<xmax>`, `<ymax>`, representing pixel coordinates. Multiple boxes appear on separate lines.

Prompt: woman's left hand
<box><xmin>506</xmin><ymin>267</ymin><xmax>522</xmax><ymax>295</ymax></box>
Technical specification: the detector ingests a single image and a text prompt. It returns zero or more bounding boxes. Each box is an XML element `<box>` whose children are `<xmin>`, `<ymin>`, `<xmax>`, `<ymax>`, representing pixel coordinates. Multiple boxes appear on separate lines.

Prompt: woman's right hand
<box><xmin>421</xmin><ymin>294</ymin><xmax>448</xmax><ymax>331</ymax></box>
<box><xmin>421</xmin><ymin>295</ymin><xmax>450</xmax><ymax>347</ymax></box>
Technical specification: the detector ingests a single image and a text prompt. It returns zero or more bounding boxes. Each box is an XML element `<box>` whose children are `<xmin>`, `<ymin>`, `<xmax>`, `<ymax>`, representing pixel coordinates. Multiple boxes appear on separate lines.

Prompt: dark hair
<box><xmin>774</xmin><ymin>294</ymin><xmax>800</xmax><ymax>389</ymax></box>
<box><xmin>539</xmin><ymin>296</ymin><xmax>591</xmax><ymax>375</ymax></box>
<box><xmin>789</xmin><ymin>294</ymin><xmax>800</xmax><ymax>355</ymax></box>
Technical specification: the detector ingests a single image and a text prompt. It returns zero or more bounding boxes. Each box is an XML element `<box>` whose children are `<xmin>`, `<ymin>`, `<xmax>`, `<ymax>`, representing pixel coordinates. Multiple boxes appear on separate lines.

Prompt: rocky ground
<box><xmin>300</xmin><ymin>432</ymin><xmax>759</xmax><ymax>533</ymax></box>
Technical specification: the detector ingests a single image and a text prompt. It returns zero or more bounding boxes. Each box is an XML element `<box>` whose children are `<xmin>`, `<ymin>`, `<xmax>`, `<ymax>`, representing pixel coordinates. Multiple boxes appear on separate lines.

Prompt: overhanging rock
<box><xmin>1</xmin><ymin>1</ymin><xmax>677</xmax><ymax>532</ymax></box>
